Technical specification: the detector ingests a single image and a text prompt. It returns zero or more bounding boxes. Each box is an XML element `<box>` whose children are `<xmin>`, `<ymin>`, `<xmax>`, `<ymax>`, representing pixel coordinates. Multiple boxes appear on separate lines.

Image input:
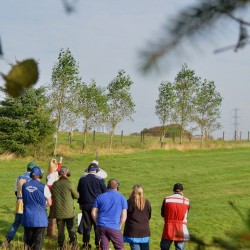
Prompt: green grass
<box><xmin>1</xmin><ymin>133</ymin><xmax>250</xmax><ymax>249</ymax></box>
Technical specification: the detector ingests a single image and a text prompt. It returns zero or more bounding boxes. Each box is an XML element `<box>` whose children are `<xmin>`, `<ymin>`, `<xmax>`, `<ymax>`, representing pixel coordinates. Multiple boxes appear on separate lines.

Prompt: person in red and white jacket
<box><xmin>160</xmin><ymin>183</ymin><xmax>190</xmax><ymax>250</ymax></box>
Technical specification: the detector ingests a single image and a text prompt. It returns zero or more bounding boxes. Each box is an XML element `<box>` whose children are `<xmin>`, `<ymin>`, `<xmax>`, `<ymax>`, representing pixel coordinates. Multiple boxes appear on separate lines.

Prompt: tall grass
<box><xmin>1</xmin><ymin>132</ymin><xmax>250</xmax><ymax>249</ymax></box>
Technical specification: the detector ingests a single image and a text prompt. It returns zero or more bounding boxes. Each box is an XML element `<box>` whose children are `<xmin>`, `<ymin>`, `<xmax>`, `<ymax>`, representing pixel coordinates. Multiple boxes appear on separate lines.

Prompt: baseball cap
<box><xmin>88</xmin><ymin>163</ymin><xmax>99</xmax><ymax>172</ymax></box>
<box><xmin>30</xmin><ymin>166</ymin><xmax>44</xmax><ymax>178</ymax></box>
<box><xmin>27</xmin><ymin>162</ymin><xmax>37</xmax><ymax>171</ymax></box>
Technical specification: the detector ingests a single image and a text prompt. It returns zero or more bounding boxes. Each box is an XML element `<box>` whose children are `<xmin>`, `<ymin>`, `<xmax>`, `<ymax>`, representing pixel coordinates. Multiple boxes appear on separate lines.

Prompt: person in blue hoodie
<box><xmin>21</xmin><ymin>166</ymin><xmax>52</xmax><ymax>250</ymax></box>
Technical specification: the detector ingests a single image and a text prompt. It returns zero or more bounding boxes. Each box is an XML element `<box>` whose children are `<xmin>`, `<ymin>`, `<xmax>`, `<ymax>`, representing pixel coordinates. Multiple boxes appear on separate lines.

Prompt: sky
<box><xmin>1</xmin><ymin>0</ymin><xmax>250</xmax><ymax>140</ymax></box>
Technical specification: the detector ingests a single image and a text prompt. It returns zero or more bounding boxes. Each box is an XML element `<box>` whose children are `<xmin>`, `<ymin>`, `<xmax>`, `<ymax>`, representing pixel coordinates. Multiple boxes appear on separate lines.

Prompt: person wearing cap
<box><xmin>0</xmin><ymin>162</ymin><xmax>37</xmax><ymax>248</ymax></box>
<box><xmin>21</xmin><ymin>166</ymin><xmax>52</xmax><ymax>250</ymax></box>
<box><xmin>77</xmin><ymin>162</ymin><xmax>107</xmax><ymax>249</ymax></box>
<box><xmin>160</xmin><ymin>183</ymin><xmax>190</xmax><ymax>250</ymax></box>
<box><xmin>51</xmin><ymin>166</ymin><xmax>79</xmax><ymax>250</ymax></box>
<box><xmin>91</xmin><ymin>179</ymin><xmax>127</xmax><ymax>250</ymax></box>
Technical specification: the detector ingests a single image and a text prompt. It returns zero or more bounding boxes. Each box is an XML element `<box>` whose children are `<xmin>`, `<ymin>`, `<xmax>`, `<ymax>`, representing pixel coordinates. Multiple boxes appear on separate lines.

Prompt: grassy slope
<box><xmin>0</xmin><ymin>133</ymin><xmax>250</xmax><ymax>249</ymax></box>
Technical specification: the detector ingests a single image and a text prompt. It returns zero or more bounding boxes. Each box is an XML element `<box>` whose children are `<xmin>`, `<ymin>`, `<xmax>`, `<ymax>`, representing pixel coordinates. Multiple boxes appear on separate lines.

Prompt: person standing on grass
<box><xmin>46</xmin><ymin>156</ymin><xmax>63</xmax><ymax>238</ymax></box>
<box><xmin>123</xmin><ymin>184</ymin><xmax>151</xmax><ymax>250</ymax></box>
<box><xmin>52</xmin><ymin>166</ymin><xmax>79</xmax><ymax>250</ymax></box>
<box><xmin>0</xmin><ymin>162</ymin><xmax>37</xmax><ymax>248</ymax></box>
<box><xmin>21</xmin><ymin>166</ymin><xmax>52</xmax><ymax>250</ymax></box>
<box><xmin>160</xmin><ymin>183</ymin><xmax>190</xmax><ymax>250</ymax></box>
<box><xmin>91</xmin><ymin>179</ymin><xmax>127</xmax><ymax>250</ymax></box>
<box><xmin>77</xmin><ymin>161</ymin><xmax>107</xmax><ymax>249</ymax></box>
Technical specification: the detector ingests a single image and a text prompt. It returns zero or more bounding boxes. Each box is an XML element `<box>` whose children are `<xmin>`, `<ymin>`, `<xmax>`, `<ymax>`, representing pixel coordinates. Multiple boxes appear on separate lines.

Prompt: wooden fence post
<box><xmin>120</xmin><ymin>130</ymin><xmax>123</xmax><ymax>143</ymax></box>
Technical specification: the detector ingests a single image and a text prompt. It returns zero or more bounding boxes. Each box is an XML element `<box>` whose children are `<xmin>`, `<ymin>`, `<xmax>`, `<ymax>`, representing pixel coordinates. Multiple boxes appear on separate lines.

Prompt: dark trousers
<box><xmin>56</xmin><ymin>217</ymin><xmax>77</xmax><ymax>247</ymax></box>
<box><xmin>81</xmin><ymin>203</ymin><xmax>99</xmax><ymax>247</ymax></box>
<box><xmin>24</xmin><ymin>227</ymin><xmax>46</xmax><ymax>250</ymax></box>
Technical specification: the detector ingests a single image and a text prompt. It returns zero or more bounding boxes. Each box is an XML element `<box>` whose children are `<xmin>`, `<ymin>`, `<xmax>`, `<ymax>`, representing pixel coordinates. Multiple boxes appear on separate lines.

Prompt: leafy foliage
<box><xmin>172</xmin><ymin>64</ymin><xmax>200</xmax><ymax>143</ymax></box>
<box><xmin>106</xmin><ymin>69</ymin><xmax>135</xmax><ymax>148</ymax></box>
<box><xmin>74</xmin><ymin>80</ymin><xmax>108</xmax><ymax>149</ymax></box>
<box><xmin>155</xmin><ymin>81</ymin><xmax>175</xmax><ymax>142</ymax></box>
<box><xmin>49</xmin><ymin>48</ymin><xmax>81</xmax><ymax>132</ymax></box>
<box><xmin>0</xmin><ymin>87</ymin><xmax>55</xmax><ymax>155</ymax></box>
<box><xmin>0</xmin><ymin>59</ymin><xmax>39</xmax><ymax>97</ymax></box>
<box><xmin>155</xmin><ymin>64</ymin><xmax>222</xmax><ymax>144</ymax></box>
<box><xmin>193</xmin><ymin>79</ymin><xmax>223</xmax><ymax>143</ymax></box>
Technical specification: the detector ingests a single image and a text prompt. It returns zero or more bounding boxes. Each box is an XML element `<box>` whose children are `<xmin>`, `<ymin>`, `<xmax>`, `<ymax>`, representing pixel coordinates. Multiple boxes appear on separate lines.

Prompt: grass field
<box><xmin>1</xmin><ymin>133</ymin><xmax>250</xmax><ymax>249</ymax></box>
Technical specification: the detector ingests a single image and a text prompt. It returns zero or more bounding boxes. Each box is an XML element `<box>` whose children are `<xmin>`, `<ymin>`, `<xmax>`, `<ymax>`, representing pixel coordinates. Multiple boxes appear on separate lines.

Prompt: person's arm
<box><xmin>44</xmin><ymin>185</ymin><xmax>52</xmax><ymax>206</ymax></box>
<box><xmin>46</xmin><ymin>197</ymin><xmax>52</xmax><ymax>206</ymax></box>
<box><xmin>100</xmin><ymin>179</ymin><xmax>107</xmax><ymax>193</ymax></box>
<box><xmin>91</xmin><ymin>207</ymin><xmax>98</xmax><ymax>224</ymax></box>
<box><xmin>161</xmin><ymin>199</ymin><xmax>165</xmax><ymax>217</ymax></box>
<box><xmin>120</xmin><ymin>209</ymin><xmax>127</xmax><ymax>229</ymax></box>
<box><xmin>14</xmin><ymin>177</ymin><xmax>18</xmax><ymax>196</ymax></box>
<box><xmin>148</xmin><ymin>200</ymin><xmax>152</xmax><ymax>220</ymax></box>
<box><xmin>57</xmin><ymin>156</ymin><xmax>63</xmax><ymax>171</ymax></box>
<box><xmin>71</xmin><ymin>183</ymin><xmax>80</xmax><ymax>199</ymax></box>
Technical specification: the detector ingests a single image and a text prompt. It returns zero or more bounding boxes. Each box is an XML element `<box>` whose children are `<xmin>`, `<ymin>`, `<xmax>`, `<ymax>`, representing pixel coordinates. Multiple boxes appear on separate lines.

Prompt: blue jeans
<box><xmin>6</xmin><ymin>213</ymin><xmax>23</xmax><ymax>241</ymax></box>
<box><xmin>130</xmin><ymin>243</ymin><xmax>149</xmax><ymax>250</ymax></box>
<box><xmin>160</xmin><ymin>239</ymin><xmax>186</xmax><ymax>250</ymax></box>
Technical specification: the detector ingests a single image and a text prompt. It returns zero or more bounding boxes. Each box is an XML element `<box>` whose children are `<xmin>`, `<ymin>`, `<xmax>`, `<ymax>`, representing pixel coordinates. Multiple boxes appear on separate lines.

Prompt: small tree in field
<box><xmin>48</xmin><ymin>48</ymin><xmax>81</xmax><ymax>155</ymax></box>
<box><xmin>74</xmin><ymin>80</ymin><xmax>108</xmax><ymax>149</ymax></box>
<box><xmin>172</xmin><ymin>64</ymin><xmax>199</xmax><ymax>144</ymax></box>
<box><xmin>49</xmin><ymin>48</ymin><xmax>81</xmax><ymax>133</ymax></box>
<box><xmin>106</xmin><ymin>70</ymin><xmax>135</xmax><ymax>149</ymax></box>
<box><xmin>193</xmin><ymin>79</ymin><xmax>222</xmax><ymax>144</ymax></box>
<box><xmin>155</xmin><ymin>81</ymin><xmax>175</xmax><ymax>146</ymax></box>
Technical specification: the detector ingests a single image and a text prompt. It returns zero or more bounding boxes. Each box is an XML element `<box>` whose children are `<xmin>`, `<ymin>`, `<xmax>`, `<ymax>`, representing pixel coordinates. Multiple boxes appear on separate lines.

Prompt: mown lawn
<box><xmin>0</xmin><ymin>137</ymin><xmax>250</xmax><ymax>249</ymax></box>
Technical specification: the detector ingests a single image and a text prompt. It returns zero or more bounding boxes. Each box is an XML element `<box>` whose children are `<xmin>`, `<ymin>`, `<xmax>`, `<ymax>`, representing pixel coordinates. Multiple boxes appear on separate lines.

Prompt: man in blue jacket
<box><xmin>21</xmin><ymin>166</ymin><xmax>52</xmax><ymax>250</ymax></box>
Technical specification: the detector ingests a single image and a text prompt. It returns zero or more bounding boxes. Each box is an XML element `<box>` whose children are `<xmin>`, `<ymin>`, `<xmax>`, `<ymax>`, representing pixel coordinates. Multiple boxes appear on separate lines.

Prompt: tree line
<box><xmin>155</xmin><ymin>64</ymin><xmax>222</xmax><ymax>145</ymax></box>
<box><xmin>0</xmin><ymin>49</ymin><xmax>222</xmax><ymax>155</ymax></box>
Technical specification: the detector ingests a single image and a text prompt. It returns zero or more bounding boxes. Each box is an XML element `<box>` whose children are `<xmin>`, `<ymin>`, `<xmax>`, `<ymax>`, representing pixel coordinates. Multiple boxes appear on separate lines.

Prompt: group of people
<box><xmin>1</xmin><ymin>158</ymin><xmax>190</xmax><ymax>250</ymax></box>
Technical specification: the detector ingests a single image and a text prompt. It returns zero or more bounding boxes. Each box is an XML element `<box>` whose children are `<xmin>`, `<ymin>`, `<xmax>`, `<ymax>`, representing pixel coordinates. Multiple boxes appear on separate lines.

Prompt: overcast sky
<box><xmin>1</xmin><ymin>0</ymin><xmax>250</xmax><ymax>140</ymax></box>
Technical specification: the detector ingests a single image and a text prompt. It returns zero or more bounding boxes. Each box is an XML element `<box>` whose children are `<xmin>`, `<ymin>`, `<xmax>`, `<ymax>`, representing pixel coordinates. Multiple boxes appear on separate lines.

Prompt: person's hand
<box><xmin>59</xmin><ymin>156</ymin><xmax>63</xmax><ymax>163</ymax></box>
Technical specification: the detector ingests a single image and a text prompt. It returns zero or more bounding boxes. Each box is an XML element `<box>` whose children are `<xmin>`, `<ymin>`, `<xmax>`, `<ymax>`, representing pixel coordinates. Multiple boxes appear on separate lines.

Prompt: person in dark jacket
<box><xmin>21</xmin><ymin>166</ymin><xmax>52</xmax><ymax>250</ymax></box>
<box><xmin>51</xmin><ymin>166</ymin><xmax>79</xmax><ymax>250</ymax></box>
<box><xmin>123</xmin><ymin>184</ymin><xmax>151</xmax><ymax>250</ymax></box>
<box><xmin>77</xmin><ymin>162</ymin><xmax>107</xmax><ymax>249</ymax></box>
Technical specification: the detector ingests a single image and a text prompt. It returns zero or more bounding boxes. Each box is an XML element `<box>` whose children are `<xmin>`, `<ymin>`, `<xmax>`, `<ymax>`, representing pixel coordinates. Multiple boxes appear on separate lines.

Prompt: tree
<box><xmin>49</xmin><ymin>48</ymin><xmax>81</xmax><ymax>154</ymax></box>
<box><xmin>193</xmin><ymin>79</ymin><xmax>223</xmax><ymax>144</ymax></box>
<box><xmin>49</xmin><ymin>48</ymin><xmax>81</xmax><ymax>132</ymax></box>
<box><xmin>140</xmin><ymin>0</ymin><xmax>250</xmax><ymax>72</ymax></box>
<box><xmin>74</xmin><ymin>80</ymin><xmax>108</xmax><ymax>149</ymax></box>
<box><xmin>155</xmin><ymin>81</ymin><xmax>175</xmax><ymax>146</ymax></box>
<box><xmin>172</xmin><ymin>64</ymin><xmax>199</xmax><ymax>144</ymax></box>
<box><xmin>0</xmin><ymin>87</ymin><xmax>55</xmax><ymax>156</ymax></box>
<box><xmin>106</xmin><ymin>70</ymin><xmax>135</xmax><ymax>149</ymax></box>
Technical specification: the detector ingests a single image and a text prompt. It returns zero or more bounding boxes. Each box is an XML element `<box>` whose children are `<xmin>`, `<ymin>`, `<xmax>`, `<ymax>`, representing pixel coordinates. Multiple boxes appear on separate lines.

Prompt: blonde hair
<box><xmin>47</xmin><ymin>158</ymin><xmax>58</xmax><ymax>175</ymax></box>
<box><xmin>129</xmin><ymin>184</ymin><xmax>146</xmax><ymax>211</ymax></box>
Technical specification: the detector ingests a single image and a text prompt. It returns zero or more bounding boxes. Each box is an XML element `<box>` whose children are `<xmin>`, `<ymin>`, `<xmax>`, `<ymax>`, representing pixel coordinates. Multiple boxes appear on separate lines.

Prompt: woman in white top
<box><xmin>46</xmin><ymin>157</ymin><xmax>62</xmax><ymax>238</ymax></box>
